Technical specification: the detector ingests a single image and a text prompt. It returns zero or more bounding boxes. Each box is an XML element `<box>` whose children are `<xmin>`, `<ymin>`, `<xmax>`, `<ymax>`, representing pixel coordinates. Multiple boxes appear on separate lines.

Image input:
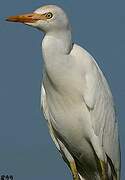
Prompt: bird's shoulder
<box><xmin>70</xmin><ymin>43</ymin><xmax>98</xmax><ymax>74</ymax></box>
<box><xmin>71</xmin><ymin>43</ymin><xmax>113</xmax><ymax>107</ymax></box>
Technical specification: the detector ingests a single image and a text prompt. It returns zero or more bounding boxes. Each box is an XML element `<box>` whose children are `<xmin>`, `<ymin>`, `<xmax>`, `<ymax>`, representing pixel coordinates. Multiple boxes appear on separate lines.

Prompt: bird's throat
<box><xmin>42</xmin><ymin>29</ymin><xmax>72</xmax><ymax>56</ymax></box>
<box><xmin>42</xmin><ymin>29</ymin><xmax>73</xmax><ymax>90</ymax></box>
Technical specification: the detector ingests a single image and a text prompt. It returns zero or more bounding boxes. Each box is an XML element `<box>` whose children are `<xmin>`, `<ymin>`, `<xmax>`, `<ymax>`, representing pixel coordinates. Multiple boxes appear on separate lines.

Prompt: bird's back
<box><xmin>70</xmin><ymin>44</ymin><xmax>120</xmax><ymax>179</ymax></box>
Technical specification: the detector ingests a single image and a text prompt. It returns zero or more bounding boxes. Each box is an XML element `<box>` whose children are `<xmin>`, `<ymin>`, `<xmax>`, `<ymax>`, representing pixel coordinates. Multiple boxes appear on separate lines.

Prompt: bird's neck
<box><xmin>42</xmin><ymin>29</ymin><xmax>72</xmax><ymax>56</ymax></box>
<box><xmin>42</xmin><ymin>29</ymin><xmax>72</xmax><ymax>87</ymax></box>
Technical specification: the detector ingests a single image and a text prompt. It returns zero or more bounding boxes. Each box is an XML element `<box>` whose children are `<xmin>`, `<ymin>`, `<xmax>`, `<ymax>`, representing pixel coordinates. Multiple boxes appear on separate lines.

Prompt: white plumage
<box><xmin>7</xmin><ymin>4</ymin><xmax>120</xmax><ymax>180</ymax></box>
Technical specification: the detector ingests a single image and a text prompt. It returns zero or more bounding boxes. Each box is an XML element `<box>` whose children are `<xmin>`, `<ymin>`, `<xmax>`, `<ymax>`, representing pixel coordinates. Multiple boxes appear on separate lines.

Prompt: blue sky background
<box><xmin>0</xmin><ymin>0</ymin><xmax>124</xmax><ymax>179</ymax></box>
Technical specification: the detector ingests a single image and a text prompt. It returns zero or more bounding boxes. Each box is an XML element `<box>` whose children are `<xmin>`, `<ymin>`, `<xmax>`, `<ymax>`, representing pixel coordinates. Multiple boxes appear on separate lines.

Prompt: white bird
<box><xmin>7</xmin><ymin>5</ymin><xmax>120</xmax><ymax>180</ymax></box>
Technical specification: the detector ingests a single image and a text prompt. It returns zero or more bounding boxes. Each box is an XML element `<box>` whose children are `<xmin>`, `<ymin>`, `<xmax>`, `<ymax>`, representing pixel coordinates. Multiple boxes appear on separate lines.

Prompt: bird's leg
<box><xmin>70</xmin><ymin>160</ymin><xmax>80</xmax><ymax>180</ymax></box>
<box><xmin>90</xmin><ymin>135</ymin><xmax>109</xmax><ymax>180</ymax></box>
<box><xmin>99</xmin><ymin>160</ymin><xmax>108</xmax><ymax>180</ymax></box>
<box><xmin>55</xmin><ymin>138</ymin><xmax>80</xmax><ymax>180</ymax></box>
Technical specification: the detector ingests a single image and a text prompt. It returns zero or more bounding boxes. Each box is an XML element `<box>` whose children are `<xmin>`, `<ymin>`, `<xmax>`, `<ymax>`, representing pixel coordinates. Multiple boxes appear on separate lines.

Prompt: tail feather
<box><xmin>78</xmin><ymin>173</ymin><xmax>100</xmax><ymax>180</ymax></box>
<box><xmin>75</xmin><ymin>154</ymin><xmax>117</xmax><ymax>180</ymax></box>
<box><xmin>78</xmin><ymin>173</ymin><xmax>85</xmax><ymax>180</ymax></box>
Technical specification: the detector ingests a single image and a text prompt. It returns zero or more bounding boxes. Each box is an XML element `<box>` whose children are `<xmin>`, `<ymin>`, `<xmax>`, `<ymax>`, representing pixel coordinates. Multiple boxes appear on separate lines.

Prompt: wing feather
<box><xmin>83</xmin><ymin>54</ymin><xmax>120</xmax><ymax>178</ymax></box>
<box><xmin>41</xmin><ymin>85</ymin><xmax>60</xmax><ymax>150</ymax></box>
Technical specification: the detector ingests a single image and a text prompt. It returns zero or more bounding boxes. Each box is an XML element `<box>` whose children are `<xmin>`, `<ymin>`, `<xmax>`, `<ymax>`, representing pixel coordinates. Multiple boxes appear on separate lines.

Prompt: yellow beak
<box><xmin>6</xmin><ymin>13</ymin><xmax>46</xmax><ymax>23</ymax></box>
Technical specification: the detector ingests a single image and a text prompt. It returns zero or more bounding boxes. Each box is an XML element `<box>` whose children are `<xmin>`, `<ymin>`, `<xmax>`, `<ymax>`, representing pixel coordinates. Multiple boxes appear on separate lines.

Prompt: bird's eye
<box><xmin>45</xmin><ymin>12</ymin><xmax>53</xmax><ymax>19</ymax></box>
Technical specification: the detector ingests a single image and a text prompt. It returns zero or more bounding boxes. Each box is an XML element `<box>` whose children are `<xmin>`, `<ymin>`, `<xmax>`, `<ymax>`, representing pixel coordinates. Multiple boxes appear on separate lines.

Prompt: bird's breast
<box><xmin>43</xmin><ymin>53</ymin><xmax>92</xmax><ymax>146</ymax></box>
<box><xmin>44</xmin><ymin>77</ymin><xmax>91</xmax><ymax>142</ymax></box>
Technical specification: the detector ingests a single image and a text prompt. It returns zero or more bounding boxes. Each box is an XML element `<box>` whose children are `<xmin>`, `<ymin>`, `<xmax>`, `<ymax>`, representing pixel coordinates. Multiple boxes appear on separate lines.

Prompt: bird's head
<box><xmin>6</xmin><ymin>5</ymin><xmax>70</xmax><ymax>33</ymax></box>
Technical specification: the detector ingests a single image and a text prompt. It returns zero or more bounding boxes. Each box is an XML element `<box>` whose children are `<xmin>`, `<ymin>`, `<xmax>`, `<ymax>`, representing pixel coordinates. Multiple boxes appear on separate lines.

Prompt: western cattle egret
<box><xmin>7</xmin><ymin>5</ymin><xmax>120</xmax><ymax>180</ymax></box>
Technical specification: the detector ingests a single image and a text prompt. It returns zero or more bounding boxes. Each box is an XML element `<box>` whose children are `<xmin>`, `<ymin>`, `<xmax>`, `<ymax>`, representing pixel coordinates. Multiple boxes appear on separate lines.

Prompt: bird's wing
<box><xmin>80</xmin><ymin>48</ymin><xmax>120</xmax><ymax>178</ymax></box>
<box><xmin>41</xmin><ymin>85</ymin><xmax>75</xmax><ymax>167</ymax></box>
<box><xmin>41</xmin><ymin>85</ymin><xmax>60</xmax><ymax>151</ymax></box>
